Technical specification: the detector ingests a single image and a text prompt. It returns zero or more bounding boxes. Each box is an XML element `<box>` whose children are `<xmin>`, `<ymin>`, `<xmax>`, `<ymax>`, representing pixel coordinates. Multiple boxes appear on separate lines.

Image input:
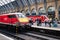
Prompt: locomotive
<box><xmin>0</xmin><ymin>13</ymin><xmax>30</xmax><ymax>29</ymax></box>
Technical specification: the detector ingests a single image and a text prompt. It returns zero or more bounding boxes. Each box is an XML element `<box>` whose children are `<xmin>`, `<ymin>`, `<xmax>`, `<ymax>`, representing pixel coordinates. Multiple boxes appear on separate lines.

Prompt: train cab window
<box><xmin>17</xmin><ymin>14</ymin><xmax>26</xmax><ymax>18</ymax></box>
<box><xmin>8</xmin><ymin>15</ymin><xmax>16</xmax><ymax>18</ymax></box>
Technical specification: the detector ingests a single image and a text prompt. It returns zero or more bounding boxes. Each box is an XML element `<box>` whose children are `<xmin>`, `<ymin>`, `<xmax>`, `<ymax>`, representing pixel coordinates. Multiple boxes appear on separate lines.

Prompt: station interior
<box><xmin>0</xmin><ymin>0</ymin><xmax>60</xmax><ymax>40</ymax></box>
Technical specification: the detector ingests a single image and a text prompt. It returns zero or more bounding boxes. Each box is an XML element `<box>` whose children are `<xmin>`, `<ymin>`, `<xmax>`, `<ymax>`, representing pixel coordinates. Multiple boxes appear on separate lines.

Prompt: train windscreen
<box><xmin>8</xmin><ymin>15</ymin><xmax>16</xmax><ymax>18</ymax></box>
<box><xmin>17</xmin><ymin>14</ymin><xmax>26</xmax><ymax>18</ymax></box>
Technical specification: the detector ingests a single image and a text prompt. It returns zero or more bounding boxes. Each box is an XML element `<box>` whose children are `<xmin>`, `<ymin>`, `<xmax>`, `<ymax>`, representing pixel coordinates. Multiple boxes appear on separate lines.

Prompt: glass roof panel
<box><xmin>0</xmin><ymin>3</ymin><xmax>2</xmax><ymax>6</ymax></box>
<box><xmin>28</xmin><ymin>0</ymin><xmax>34</xmax><ymax>5</ymax></box>
<box><xmin>11</xmin><ymin>1</ymin><xmax>18</xmax><ymax>9</ymax></box>
<box><xmin>16</xmin><ymin>0</ymin><xmax>22</xmax><ymax>7</ymax></box>
<box><xmin>37</xmin><ymin>0</ymin><xmax>44</xmax><ymax>3</ymax></box>
<box><xmin>2</xmin><ymin>0</ymin><xmax>7</xmax><ymax>4</ymax></box>
<box><xmin>0</xmin><ymin>0</ymin><xmax>15</xmax><ymax>6</ymax></box>
<box><xmin>8</xmin><ymin>3</ymin><xmax>14</xmax><ymax>9</ymax></box>
<box><xmin>22</xmin><ymin>0</ymin><xmax>27</xmax><ymax>6</ymax></box>
<box><xmin>0</xmin><ymin>1</ymin><xmax>4</xmax><ymax>6</ymax></box>
<box><xmin>31</xmin><ymin>0</ymin><xmax>35</xmax><ymax>4</ymax></box>
<box><xmin>37</xmin><ymin>0</ymin><xmax>41</xmax><ymax>3</ymax></box>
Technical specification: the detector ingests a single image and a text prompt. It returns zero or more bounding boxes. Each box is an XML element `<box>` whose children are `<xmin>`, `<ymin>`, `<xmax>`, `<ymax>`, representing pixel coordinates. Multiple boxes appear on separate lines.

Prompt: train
<box><xmin>0</xmin><ymin>13</ymin><xmax>30</xmax><ymax>30</ymax></box>
<box><xmin>26</xmin><ymin>15</ymin><xmax>49</xmax><ymax>23</ymax></box>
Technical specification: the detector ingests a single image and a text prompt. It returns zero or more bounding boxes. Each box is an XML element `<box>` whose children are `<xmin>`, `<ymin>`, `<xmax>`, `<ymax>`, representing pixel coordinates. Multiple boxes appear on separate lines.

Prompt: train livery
<box><xmin>0</xmin><ymin>13</ymin><xmax>30</xmax><ymax>27</ymax></box>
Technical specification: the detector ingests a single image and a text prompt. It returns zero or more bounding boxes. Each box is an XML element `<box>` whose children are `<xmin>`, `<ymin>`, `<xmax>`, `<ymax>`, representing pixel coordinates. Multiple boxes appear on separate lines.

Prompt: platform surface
<box><xmin>31</xmin><ymin>23</ymin><xmax>60</xmax><ymax>31</ymax></box>
<box><xmin>0</xmin><ymin>33</ymin><xmax>14</xmax><ymax>40</ymax></box>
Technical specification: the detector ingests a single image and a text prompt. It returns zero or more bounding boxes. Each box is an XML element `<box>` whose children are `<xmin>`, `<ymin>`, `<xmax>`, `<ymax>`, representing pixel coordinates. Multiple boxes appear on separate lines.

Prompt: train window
<box><xmin>17</xmin><ymin>14</ymin><xmax>26</xmax><ymax>18</ymax></box>
<box><xmin>8</xmin><ymin>15</ymin><xmax>16</xmax><ymax>18</ymax></box>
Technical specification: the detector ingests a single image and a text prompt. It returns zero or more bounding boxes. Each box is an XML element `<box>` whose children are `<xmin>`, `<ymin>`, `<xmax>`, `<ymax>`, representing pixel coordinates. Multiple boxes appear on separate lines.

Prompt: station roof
<box><xmin>0</xmin><ymin>0</ymin><xmax>57</xmax><ymax>13</ymax></box>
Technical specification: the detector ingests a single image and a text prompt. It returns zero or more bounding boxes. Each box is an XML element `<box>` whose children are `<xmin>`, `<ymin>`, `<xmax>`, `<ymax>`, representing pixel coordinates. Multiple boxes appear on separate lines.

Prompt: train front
<box><xmin>16</xmin><ymin>14</ymin><xmax>30</xmax><ymax>27</ymax></box>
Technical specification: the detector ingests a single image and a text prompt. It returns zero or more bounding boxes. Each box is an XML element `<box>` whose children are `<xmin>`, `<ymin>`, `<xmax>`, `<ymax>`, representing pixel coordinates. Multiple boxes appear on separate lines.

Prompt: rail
<box><xmin>0</xmin><ymin>29</ymin><xmax>25</xmax><ymax>40</ymax></box>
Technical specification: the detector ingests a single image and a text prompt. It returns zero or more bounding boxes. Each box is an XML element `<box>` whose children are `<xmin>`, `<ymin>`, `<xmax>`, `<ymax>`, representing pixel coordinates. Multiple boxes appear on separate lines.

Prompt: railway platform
<box><xmin>31</xmin><ymin>25</ymin><xmax>60</xmax><ymax>31</ymax></box>
<box><xmin>30</xmin><ymin>24</ymin><xmax>60</xmax><ymax>38</ymax></box>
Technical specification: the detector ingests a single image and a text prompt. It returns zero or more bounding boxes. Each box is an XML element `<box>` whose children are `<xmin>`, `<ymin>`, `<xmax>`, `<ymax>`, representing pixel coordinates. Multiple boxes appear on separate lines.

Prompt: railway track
<box><xmin>0</xmin><ymin>28</ymin><xmax>60</xmax><ymax>40</ymax></box>
<box><xmin>0</xmin><ymin>29</ymin><xmax>25</xmax><ymax>40</ymax></box>
<box><xmin>0</xmin><ymin>29</ymin><xmax>48</xmax><ymax>40</ymax></box>
<box><xmin>0</xmin><ymin>25</ymin><xmax>60</xmax><ymax>40</ymax></box>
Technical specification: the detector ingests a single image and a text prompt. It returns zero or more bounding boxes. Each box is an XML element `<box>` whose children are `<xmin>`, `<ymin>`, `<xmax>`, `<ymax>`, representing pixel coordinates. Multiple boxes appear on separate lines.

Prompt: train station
<box><xmin>0</xmin><ymin>0</ymin><xmax>60</xmax><ymax>40</ymax></box>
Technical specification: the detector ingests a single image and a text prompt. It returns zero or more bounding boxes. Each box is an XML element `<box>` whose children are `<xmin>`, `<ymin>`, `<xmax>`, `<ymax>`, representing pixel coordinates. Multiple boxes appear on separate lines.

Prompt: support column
<box><xmin>55</xmin><ymin>9</ymin><xmax>59</xmax><ymax>19</ymax></box>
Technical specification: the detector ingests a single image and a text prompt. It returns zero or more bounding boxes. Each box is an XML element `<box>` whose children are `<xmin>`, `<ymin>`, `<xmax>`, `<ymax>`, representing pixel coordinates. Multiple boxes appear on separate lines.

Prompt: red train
<box><xmin>27</xmin><ymin>15</ymin><xmax>49</xmax><ymax>23</ymax></box>
<box><xmin>0</xmin><ymin>13</ymin><xmax>30</xmax><ymax>27</ymax></box>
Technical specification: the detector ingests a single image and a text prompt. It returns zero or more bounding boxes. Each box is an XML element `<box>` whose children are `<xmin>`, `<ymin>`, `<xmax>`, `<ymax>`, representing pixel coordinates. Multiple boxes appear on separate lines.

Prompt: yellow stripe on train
<box><xmin>18</xmin><ymin>18</ymin><xmax>29</xmax><ymax>22</ymax></box>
